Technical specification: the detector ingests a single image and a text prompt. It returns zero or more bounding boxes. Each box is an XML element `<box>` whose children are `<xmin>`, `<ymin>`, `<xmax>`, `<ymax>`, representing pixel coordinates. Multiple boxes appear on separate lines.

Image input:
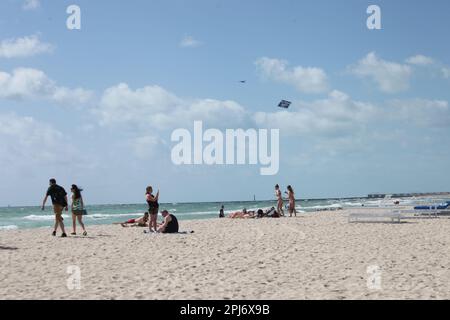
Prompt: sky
<box><xmin>0</xmin><ymin>0</ymin><xmax>450</xmax><ymax>206</ymax></box>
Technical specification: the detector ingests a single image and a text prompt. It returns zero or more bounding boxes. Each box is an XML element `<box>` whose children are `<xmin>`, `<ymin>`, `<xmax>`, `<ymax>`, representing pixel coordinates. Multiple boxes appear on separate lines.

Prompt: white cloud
<box><xmin>348</xmin><ymin>52</ymin><xmax>412</xmax><ymax>93</ymax></box>
<box><xmin>22</xmin><ymin>0</ymin><xmax>40</xmax><ymax>11</ymax></box>
<box><xmin>96</xmin><ymin>83</ymin><xmax>247</xmax><ymax>130</ymax></box>
<box><xmin>95</xmin><ymin>83</ymin><xmax>249</xmax><ymax>159</ymax></box>
<box><xmin>132</xmin><ymin>136</ymin><xmax>165</xmax><ymax>159</ymax></box>
<box><xmin>180</xmin><ymin>35</ymin><xmax>202</xmax><ymax>48</ymax></box>
<box><xmin>0</xmin><ymin>68</ymin><xmax>93</xmax><ymax>105</ymax></box>
<box><xmin>0</xmin><ymin>35</ymin><xmax>52</xmax><ymax>58</ymax></box>
<box><xmin>0</xmin><ymin>113</ymin><xmax>74</xmax><ymax>168</ymax></box>
<box><xmin>406</xmin><ymin>55</ymin><xmax>435</xmax><ymax>66</ymax></box>
<box><xmin>442</xmin><ymin>67</ymin><xmax>450</xmax><ymax>79</ymax></box>
<box><xmin>255</xmin><ymin>57</ymin><xmax>328</xmax><ymax>94</ymax></box>
<box><xmin>254</xmin><ymin>90</ymin><xmax>376</xmax><ymax>137</ymax></box>
<box><xmin>388</xmin><ymin>99</ymin><xmax>450</xmax><ymax>127</ymax></box>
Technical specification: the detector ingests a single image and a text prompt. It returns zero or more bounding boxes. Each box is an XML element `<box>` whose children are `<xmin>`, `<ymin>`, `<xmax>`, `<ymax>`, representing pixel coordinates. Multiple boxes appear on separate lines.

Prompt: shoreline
<box><xmin>1</xmin><ymin>209</ymin><xmax>450</xmax><ymax>300</ymax></box>
<box><xmin>5</xmin><ymin>192</ymin><xmax>450</xmax><ymax>209</ymax></box>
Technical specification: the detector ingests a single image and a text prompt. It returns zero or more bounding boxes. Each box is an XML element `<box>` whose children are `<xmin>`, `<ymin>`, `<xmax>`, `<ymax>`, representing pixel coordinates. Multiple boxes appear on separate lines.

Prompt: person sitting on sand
<box><xmin>255</xmin><ymin>207</ymin><xmax>280</xmax><ymax>218</ymax></box>
<box><xmin>257</xmin><ymin>209</ymin><xmax>264</xmax><ymax>218</ymax></box>
<box><xmin>157</xmin><ymin>210</ymin><xmax>179</xmax><ymax>234</ymax></box>
<box><xmin>114</xmin><ymin>212</ymin><xmax>149</xmax><ymax>227</ymax></box>
<box><xmin>269</xmin><ymin>208</ymin><xmax>281</xmax><ymax>218</ymax></box>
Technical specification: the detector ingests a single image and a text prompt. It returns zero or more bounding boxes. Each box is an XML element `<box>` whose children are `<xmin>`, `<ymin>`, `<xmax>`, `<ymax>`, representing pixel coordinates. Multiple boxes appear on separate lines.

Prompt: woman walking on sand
<box><xmin>146</xmin><ymin>186</ymin><xmax>159</xmax><ymax>232</ymax></box>
<box><xmin>286</xmin><ymin>185</ymin><xmax>297</xmax><ymax>217</ymax></box>
<box><xmin>275</xmin><ymin>184</ymin><xmax>284</xmax><ymax>216</ymax></box>
<box><xmin>71</xmin><ymin>184</ymin><xmax>87</xmax><ymax>236</ymax></box>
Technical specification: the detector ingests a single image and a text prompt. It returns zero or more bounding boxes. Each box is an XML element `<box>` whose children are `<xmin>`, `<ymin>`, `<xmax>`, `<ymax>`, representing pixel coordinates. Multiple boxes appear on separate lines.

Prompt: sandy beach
<box><xmin>1</xmin><ymin>209</ymin><xmax>449</xmax><ymax>300</ymax></box>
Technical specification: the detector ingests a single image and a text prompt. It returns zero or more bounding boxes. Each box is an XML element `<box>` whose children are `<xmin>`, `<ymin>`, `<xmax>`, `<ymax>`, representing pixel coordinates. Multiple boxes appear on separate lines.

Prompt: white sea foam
<box><xmin>180</xmin><ymin>211</ymin><xmax>219</xmax><ymax>216</ymax></box>
<box><xmin>0</xmin><ymin>225</ymin><xmax>19</xmax><ymax>230</ymax></box>
<box><xmin>24</xmin><ymin>215</ymin><xmax>70</xmax><ymax>221</ymax></box>
<box><xmin>340</xmin><ymin>202</ymin><xmax>364</xmax><ymax>207</ymax></box>
<box><xmin>301</xmin><ymin>203</ymin><xmax>343</xmax><ymax>211</ymax></box>
<box><xmin>87</xmin><ymin>213</ymin><xmax>142</xmax><ymax>219</ymax></box>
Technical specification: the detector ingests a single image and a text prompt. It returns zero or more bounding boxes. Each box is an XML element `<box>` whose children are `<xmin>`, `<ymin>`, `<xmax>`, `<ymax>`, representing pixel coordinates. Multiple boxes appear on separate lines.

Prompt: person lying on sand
<box><xmin>256</xmin><ymin>207</ymin><xmax>281</xmax><ymax>218</ymax></box>
<box><xmin>114</xmin><ymin>212</ymin><xmax>149</xmax><ymax>227</ymax></box>
<box><xmin>229</xmin><ymin>208</ymin><xmax>256</xmax><ymax>219</ymax></box>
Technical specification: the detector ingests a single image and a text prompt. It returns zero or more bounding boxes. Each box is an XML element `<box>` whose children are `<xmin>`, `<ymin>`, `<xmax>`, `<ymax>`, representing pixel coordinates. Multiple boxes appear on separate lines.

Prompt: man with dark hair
<box><xmin>42</xmin><ymin>179</ymin><xmax>68</xmax><ymax>237</ymax></box>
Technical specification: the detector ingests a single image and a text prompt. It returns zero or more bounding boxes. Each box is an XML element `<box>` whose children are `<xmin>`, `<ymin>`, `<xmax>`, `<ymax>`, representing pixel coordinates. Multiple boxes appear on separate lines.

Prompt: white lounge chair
<box><xmin>348</xmin><ymin>210</ymin><xmax>405</xmax><ymax>223</ymax></box>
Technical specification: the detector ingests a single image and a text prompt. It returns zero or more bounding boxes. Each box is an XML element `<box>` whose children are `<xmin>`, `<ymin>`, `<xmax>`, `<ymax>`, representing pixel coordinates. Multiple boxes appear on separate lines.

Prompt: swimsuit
<box><xmin>147</xmin><ymin>194</ymin><xmax>159</xmax><ymax>215</ymax></box>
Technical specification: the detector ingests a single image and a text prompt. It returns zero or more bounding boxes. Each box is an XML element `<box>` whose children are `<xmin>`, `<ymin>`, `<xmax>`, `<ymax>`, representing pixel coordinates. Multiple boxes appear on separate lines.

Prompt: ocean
<box><xmin>0</xmin><ymin>196</ymin><xmax>446</xmax><ymax>230</ymax></box>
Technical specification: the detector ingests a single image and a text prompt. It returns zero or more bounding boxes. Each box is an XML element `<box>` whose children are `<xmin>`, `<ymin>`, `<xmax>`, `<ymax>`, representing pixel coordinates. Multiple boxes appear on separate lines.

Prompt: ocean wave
<box><xmin>24</xmin><ymin>213</ymin><xmax>145</xmax><ymax>221</ymax></box>
<box><xmin>87</xmin><ymin>213</ymin><xmax>143</xmax><ymax>219</ymax></box>
<box><xmin>0</xmin><ymin>225</ymin><xmax>19</xmax><ymax>230</ymax></box>
<box><xmin>24</xmin><ymin>215</ymin><xmax>70</xmax><ymax>221</ymax></box>
<box><xmin>340</xmin><ymin>202</ymin><xmax>364</xmax><ymax>207</ymax></box>
<box><xmin>179</xmin><ymin>211</ymin><xmax>220</xmax><ymax>216</ymax></box>
<box><xmin>301</xmin><ymin>204</ymin><xmax>343</xmax><ymax>211</ymax></box>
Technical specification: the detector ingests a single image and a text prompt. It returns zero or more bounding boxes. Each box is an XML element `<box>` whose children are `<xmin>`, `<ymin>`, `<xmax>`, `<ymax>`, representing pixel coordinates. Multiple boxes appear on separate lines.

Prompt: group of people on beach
<box><xmin>116</xmin><ymin>186</ymin><xmax>179</xmax><ymax>234</ymax></box>
<box><xmin>42</xmin><ymin>179</ymin><xmax>179</xmax><ymax>238</ymax></box>
<box><xmin>223</xmin><ymin>184</ymin><xmax>297</xmax><ymax>219</ymax></box>
<box><xmin>275</xmin><ymin>184</ymin><xmax>297</xmax><ymax>217</ymax></box>
<box><xmin>42</xmin><ymin>179</ymin><xmax>296</xmax><ymax>236</ymax></box>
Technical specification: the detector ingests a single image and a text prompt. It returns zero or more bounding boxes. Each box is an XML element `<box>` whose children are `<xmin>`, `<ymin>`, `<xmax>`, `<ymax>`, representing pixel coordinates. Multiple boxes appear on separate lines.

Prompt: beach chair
<box><xmin>383</xmin><ymin>201</ymin><xmax>450</xmax><ymax>219</ymax></box>
<box><xmin>379</xmin><ymin>194</ymin><xmax>392</xmax><ymax>207</ymax></box>
<box><xmin>348</xmin><ymin>210</ymin><xmax>405</xmax><ymax>223</ymax></box>
<box><xmin>411</xmin><ymin>201</ymin><xmax>450</xmax><ymax>217</ymax></box>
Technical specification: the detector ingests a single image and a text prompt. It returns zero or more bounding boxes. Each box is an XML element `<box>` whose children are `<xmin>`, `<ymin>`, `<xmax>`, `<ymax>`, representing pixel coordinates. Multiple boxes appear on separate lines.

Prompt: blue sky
<box><xmin>1</xmin><ymin>0</ymin><xmax>450</xmax><ymax>206</ymax></box>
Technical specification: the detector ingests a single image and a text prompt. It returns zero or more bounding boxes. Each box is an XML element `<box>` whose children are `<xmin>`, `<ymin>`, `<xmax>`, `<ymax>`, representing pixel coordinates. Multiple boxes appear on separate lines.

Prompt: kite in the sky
<box><xmin>239</xmin><ymin>80</ymin><xmax>246</xmax><ymax>83</ymax></box>
<box><xmin>278</xmin><ymin>100</ymin><xmax>292</xmax><ymax>109</ymax></box>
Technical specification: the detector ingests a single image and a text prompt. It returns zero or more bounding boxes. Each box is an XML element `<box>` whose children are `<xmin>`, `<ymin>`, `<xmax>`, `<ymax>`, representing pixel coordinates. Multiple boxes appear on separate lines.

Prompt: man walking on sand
<box><xmin>42</xmin><ymin>179</ymin><xmax>68</xmax><ymax>237</ymax></box>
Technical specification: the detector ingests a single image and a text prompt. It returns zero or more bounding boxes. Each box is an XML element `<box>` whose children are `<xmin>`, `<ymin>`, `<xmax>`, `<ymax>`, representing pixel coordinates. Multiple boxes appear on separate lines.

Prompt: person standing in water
<box><xmin>275</xmin><ymin>184</ymin><xmax>284</xmax><ymax>216</ymax></box>
<box><xmin>219</xmin><ymin>205</ymin><xmax>225</xmax><ymax>218</ymax></box>
<box><xmin>146</xmin><ymin>186</ymin><xmax>159</xmax><ymax>232</ymax></box>
<box><xmin>70</xmin><ymin>184</ymin><xmax>87</xmax><ymax>236</ymax></box>
<box><xmin>286</xmin><ymin>185</ymin><xmax>297</xmax><ymax>217</ymax></box>
<box><xmin>42</xmin><ymin>179</ymin><xmax>68</xmax><ymax>237</ymax></box>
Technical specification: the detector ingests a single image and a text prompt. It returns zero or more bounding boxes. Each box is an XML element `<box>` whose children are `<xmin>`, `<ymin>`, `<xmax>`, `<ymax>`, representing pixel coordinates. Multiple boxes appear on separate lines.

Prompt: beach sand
<box><xmin>1</xmin><ymin>209</ymin><xmax>449</xmax><ymax>300</ymax></box>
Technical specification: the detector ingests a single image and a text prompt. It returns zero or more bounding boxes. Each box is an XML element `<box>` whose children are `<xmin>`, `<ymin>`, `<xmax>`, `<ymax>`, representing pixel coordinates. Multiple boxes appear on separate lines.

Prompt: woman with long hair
<box><xmin>286</xmin><ymin>185</ymin><xmax>297</xmax><ymax>217</ymax></box>
<box><xmin>71</xmin><ymin>184</ymin><xmax>87</xmax><ymax>236</ymax></box>
<box><xmin>275</xmin><ymin>184</ymin><xmax>284</xmax><ymax>216</ymax></box>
